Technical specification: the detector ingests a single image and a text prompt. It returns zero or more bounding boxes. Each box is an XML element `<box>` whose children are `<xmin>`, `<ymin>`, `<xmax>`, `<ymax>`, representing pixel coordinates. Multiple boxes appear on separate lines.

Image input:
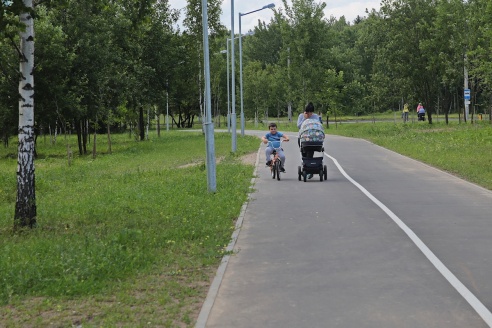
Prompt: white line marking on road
<box><xmin>326</xmin><ymin>153</ymin><xmax>492</xmax><ymax>327</ymax></box>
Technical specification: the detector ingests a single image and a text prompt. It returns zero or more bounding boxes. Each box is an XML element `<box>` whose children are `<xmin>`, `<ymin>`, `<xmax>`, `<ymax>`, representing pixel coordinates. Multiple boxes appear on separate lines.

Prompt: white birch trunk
<box><xmin>15</xmin><ymin>0</ymin><xmax>36</xmax><ymax>228</ymax></box>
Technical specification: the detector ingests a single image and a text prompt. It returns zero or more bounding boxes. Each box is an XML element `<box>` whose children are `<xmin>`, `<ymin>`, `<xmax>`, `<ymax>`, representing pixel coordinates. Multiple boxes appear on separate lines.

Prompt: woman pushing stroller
<box><xmin>297</xmin><ymin>102</ymin><xmax>323</xmax><ymax>158</ymax></box>
<box><xmin>297</xmin><ymin>102</ymin><xmax>320</xmax><ymax>130</ymax></box>
<box><xmin>416</xmin><ymin>103</ymin><xmax>426</xmax><ymax>121</ymax></box>
<box><xmin>297</xmin><ymin>103</ymin><xmax>327</xmax><ymax>181</ymax></box>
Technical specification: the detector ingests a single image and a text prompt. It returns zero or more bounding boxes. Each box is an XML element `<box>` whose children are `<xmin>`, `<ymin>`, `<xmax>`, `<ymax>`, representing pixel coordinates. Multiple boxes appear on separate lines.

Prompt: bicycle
<box><xmin>267</xmin><ymin>140</ymin><xmax>284</xmax><ymax>181</ymax></box>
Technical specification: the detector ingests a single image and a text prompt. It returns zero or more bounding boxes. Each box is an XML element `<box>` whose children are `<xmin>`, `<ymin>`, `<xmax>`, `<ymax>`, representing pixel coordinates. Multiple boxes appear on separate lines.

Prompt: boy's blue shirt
<box><xmin>265</xmin><ymin>132</ymin><xmax>284</xmax><ymax>148</ymax></box>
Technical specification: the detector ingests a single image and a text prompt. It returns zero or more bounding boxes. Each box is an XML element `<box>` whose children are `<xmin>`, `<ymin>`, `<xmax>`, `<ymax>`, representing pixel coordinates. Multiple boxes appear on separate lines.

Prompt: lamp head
<box><xmin>263</xmin><ymin>3</ymin><xmax>275</xmax><ymax>9</ymax></box>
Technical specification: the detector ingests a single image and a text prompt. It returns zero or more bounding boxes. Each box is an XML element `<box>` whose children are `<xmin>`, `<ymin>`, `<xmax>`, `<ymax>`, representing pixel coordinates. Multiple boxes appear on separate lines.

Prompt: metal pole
<box><xmin>287</xmin><ymin>47</ymin><xmax>292</xmax><ymax>122</ymax></box>
<box><xmin>239</xmin><ymin>13</ymin><xmax>245</xmax><ymax>136</ymax></box>
<box><xmin>202</xmin><ymin>0</ymin><xmax>216</xmax><ymax>192</ymax></box>
<box><xmin>231</xmin><ymin>1</ymin><xmax>237</xmax><ymax>152</ymax></box>
<box><xmin>166</xmin><ymin>91</ymin><xmax>169</xmax><ymax>131</ymax></box>
<box><xmin>464</xmin><ymin>55</ymin><xmax>470</xmax><ymax>122</ymax></box>
<box><xmin>437</xmin><ymin>94</ymin><xmax>439</xmax><ymax>122</ymax></box>
<box><xmin>226</xmin><ymin>40</ymin><xmax>231</xmax><ymax>133</ymax></box>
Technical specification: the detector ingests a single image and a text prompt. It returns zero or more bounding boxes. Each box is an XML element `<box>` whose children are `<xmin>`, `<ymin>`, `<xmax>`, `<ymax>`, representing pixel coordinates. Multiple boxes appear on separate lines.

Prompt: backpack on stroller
<box><xmin>298</xmin><ymin>118</ymin><xmax>327</xmax><ymax>182</ymax></box>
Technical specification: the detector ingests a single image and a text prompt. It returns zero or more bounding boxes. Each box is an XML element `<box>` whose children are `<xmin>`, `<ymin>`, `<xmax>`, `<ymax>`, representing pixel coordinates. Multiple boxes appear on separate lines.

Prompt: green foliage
<box><xmin>0</xmin><ymin>131</ymin><xmax>260</xmax><ymax>325</ymax></box>
<box><xmin>0</xmin><ymin>41</ymin><xmax>17</xmax><ymax>145</ymax></box>
<box><xmin>0</xmin><ymin>0</ymin><xmax>29</xmax><ymax>39</ymax></box>
<box><xmin>5</xmin><ymin>0</ymin><xmax>492</xmax><ymax>144</ymax></box>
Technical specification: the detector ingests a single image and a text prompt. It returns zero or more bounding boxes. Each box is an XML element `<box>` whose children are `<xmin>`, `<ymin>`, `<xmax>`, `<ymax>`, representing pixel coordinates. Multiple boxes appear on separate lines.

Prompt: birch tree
<box><xmin>15</xmin><ymin>0</ymin><xmax>36</xmax><ymax>229</ymax></box>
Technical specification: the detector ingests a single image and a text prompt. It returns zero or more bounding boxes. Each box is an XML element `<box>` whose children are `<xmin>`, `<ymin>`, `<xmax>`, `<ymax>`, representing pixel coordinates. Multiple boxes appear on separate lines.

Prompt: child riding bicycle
<box><xmin>261</xmin><ymin>123</ymin><xmax>289</xmax><ymax>172</ymax></box>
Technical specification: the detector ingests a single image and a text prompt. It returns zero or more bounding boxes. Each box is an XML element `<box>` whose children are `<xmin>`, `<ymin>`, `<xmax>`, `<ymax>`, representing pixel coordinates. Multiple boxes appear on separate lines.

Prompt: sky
<box><xmin>168</xmin><ymin>0</ymin><xmax>381</xmax><ymax>32</ymax></box>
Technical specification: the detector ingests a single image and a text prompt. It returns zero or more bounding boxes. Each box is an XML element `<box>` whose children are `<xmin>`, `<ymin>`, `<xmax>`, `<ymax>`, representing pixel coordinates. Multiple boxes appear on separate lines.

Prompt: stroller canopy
<box><xmin>299</xmin><ymin>118</ymin><xmax>325</xmax><ymax>143</ymax></box>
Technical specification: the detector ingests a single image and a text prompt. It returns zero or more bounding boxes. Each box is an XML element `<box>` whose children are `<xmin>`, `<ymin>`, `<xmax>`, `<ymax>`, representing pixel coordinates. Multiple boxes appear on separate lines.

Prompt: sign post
<box><xmin>464</xmin><ymin>62</ymin><xmax>470</xmax><ymax>121</ymax></box>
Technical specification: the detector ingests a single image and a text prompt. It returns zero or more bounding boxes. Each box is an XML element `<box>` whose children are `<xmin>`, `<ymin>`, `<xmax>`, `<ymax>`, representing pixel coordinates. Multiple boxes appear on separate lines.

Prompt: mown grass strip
<box><xmin>0</xmin><ymin>131</ymin><xmax>260</xmax><ymax>327</ymax></box>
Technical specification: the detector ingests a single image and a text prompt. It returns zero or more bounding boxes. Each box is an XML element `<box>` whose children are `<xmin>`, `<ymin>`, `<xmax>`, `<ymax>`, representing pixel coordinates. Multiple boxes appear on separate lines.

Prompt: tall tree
<box><xmin>15</xmin><ymin>0</ymin><xmax>36</xmax><ymax>228</ymax></box>
<box><xmin>183</xmin><ymin>0</ymin><xmax>224</xmax><ymax>124</ymax></box>
<box><xmin>244</xmin><ymin>20</ymin><xmax>286</xmax><ymax>119</ymax></box>
<box><xmin>276</xmin><ymin>0</ymin><xmax>329</xmax><ymax>111</ymax></box>
<box><xmin>374</xmin><ymin>0</ymin><xmax>438</xmax><ymax>122</ymax></box>
<box><xmin>430</xmin><ymin>0</ymin><xmax>467</xmax><ymax>123</ymax></box>
<box><xmin>466</xmin><ymin>0</ymin><xmax>492</xmax><ymax>122</ymax></box>
<box><xmin>0</xmin><ymin>38</ymin><xmax>18</xmax><ymax>147</ymax></box>
<box><xmin>34</xmin><ymin>5</ymin><xmax>77</xmax><ymax>141</ymax></box>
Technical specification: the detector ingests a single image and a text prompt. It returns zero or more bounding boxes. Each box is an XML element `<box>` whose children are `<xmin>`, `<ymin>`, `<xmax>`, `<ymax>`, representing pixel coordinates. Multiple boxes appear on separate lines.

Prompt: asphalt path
<box><xmin>197</xmin><ymin>131</ymin><xmax>492</xmax><ymax>328</ymax></box>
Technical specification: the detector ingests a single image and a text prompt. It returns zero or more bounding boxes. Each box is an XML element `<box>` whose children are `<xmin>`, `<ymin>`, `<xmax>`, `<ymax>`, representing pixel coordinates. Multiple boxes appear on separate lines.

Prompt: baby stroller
<box><xmin>297</xmin><ymin>118</ymin><xmax>327</xmax><ymax>182</ymax></box>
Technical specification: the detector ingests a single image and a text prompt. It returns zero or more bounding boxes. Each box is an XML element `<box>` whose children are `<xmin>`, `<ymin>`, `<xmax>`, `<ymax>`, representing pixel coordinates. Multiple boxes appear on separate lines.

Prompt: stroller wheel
<box><xmin>298</xmin><ymin>166</ymin><xmax>302</xmax><ymax>181</ymax></box>
<box><xmin>319</xmin><ymin>169</ymin><xmax>323</xmax><ymax>181</ymax></box>
<box><xmin>323</xmin><ymin>165</ymin><xmax>327</xmax><ymax>181</ymax></box>
<box><xmin>303</xmin><ymin>171</ymin><xmax>307</xmax><ymax>182</ymax></box>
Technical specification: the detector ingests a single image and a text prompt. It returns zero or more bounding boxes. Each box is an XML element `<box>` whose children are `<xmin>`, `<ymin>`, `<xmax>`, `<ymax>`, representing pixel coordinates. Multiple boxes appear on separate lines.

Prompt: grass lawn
<box><xmin>0</xmin><ymin>131</ymin><xmax>260</xmax><ymax>327</ymax></box>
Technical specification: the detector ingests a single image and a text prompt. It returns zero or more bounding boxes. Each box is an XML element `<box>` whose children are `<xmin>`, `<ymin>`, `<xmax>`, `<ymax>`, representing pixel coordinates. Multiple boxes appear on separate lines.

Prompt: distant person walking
<box><xmin>417</xmin><ymin>103</ymin><xmax>426</xmax><ymax>121</ymax></box>
<box><xmin>402</xmin><ymin>103</ymin><xmax>409</xmax><ymax>122</ymax></box>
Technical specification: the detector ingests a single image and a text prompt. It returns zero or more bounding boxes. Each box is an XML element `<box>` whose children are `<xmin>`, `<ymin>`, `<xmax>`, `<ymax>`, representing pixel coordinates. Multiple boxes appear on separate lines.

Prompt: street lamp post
<box><xmin>230</xmin><ymin>0</ymin><xmax>237</xmax><ymax>152</ymax></box>
<box><xmin>220</xmin><ymin>47</ymin><xmax>230</xmax><ymax>133</ymax></box>
<box><xmin>224</xmin><ymin>34</ymin><xmax>252</xmax><ymax>135</ymax></box>
<box><xmin>201</xmin><ymin>0</ymin><xmax>216</xmax><ymax>192</ymax></box>
<box><xmin>166</xmin><ymin>80</ymin><xmax>169</xmax><ymax>131</ymax></box>
<box><xmin>239</xmin><ymin>3</ymin><xmax>275</xmax><ymax>136</ymax></box>
<box><xmin>464</xmin><ymin>55</ymin><xmax>470</xmax><ymax>122</ymax></box>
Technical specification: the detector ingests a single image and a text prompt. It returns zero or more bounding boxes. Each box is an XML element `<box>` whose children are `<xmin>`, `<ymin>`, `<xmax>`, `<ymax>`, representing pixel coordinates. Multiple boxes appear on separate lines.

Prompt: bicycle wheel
<box><xmin>270</xmin><ymin>161</ymin><xmax>276</xmax><ymax>179</ymax></box>
<box><xmin>275</xmin><ymin>160</ymin><xmax>281</xmax><ymax>181</ymax></box>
